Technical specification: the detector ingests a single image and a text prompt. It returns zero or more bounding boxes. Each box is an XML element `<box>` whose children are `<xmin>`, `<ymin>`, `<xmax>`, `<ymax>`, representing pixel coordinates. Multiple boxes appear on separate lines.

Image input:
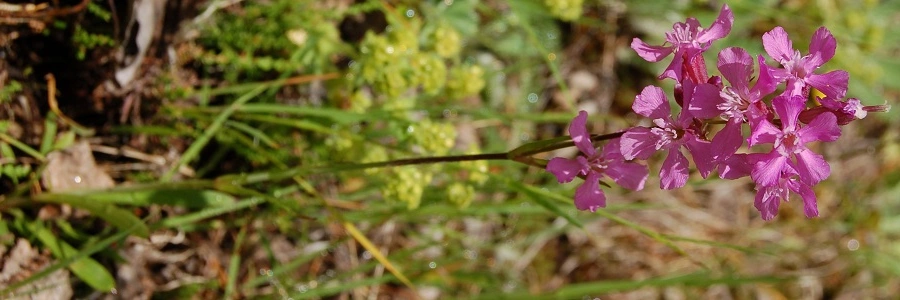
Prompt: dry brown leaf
<box><xmin>41</xmin><ymin>141</ymin><xmax>115</xmax><ymax>191</ymax></box>
<box><xmin>0</xmin><ymin>239</ymin><xmax>73</xmax><ymax>300</ymax></box>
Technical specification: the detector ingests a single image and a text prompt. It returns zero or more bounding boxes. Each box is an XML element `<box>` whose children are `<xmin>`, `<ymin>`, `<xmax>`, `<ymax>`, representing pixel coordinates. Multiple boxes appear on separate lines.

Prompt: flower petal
<box><xmin>717</xmin><ymin>47</ymin><xmax>753</xmax><ymax>92</ymax></box>
<box><xmin>600</xmin><ymin>138</ymin><xmax>624</xmax><ymax>160</ymax></box>
<box><xmin>696</xmin><ymin>4</ymin><xmax>734</xmax><ymax>44</ymax></box>
<box><xmin>620</xmin><ymin>127</ymin><xmax>659</xmax><ymax>160</ymax></box>
<box><xmin>806</xmin><ymin>70</ymin><xmax>849</xmax><ymax>99</ymax></box>
<box><xmin>794</xmin><ymin>148</ymin><xmax>830</xmax><ymax>186</ymax></box>
<box><xmin>633</xmin><ymin>86</ymin><xmax>671</xmax><ymax>119</ymax></box>
<box><xmin>711</xmin><ymin>119</ymin><xmax>743</xmax><ymax>162</ymax></box>
<box><xmin>574</xmin><ymin>172</ymin><xmax>606</xmax><ymax>212</ymax></box>
<box><xmin>750</xmin><ymin>151</ymin><xmax>788</xmax><ymax>187</ymax></box>
<box><xmin>659</xmin><ymin>51</ymin><xmax>685</xmax><ymax>81</ymax></box>
<box><xmin>685</xmin><ymin>135</ymin><xmax>715</xmax><ymax>178</ymax></box>
<box><xmin>762</xmin><ymin>27</ymin><xmax>795</xmax><ymax>65</ymax></box>
<box><xmin>547</xmin><ymin>157</ymin><xmax>588</xmax><ymax>183</ymax></box>
<box><xmin>749</xmin><ymin>119</ymin><xmax>781</xmax><ymax>146</ymax></box>
<box><xmin>754</xmin><ymin>186</ymin><xmax>782</xmax><ymax>221</ymax></box>
<box><xmin>569</xmin><ymin>110</ymin><xmax>597</xmax><ymax>157</ymax></box>
<box><xmin>605</xmin><ymin>160</ymin><xmax>648</xmax><ymax>191</ymax></box>
<box><xmin>806</xmin><ymin>26</ymin><xmax>837</xmax><ymax>69</ymax></box>
<box><xmin>772</xmin><ymin>95</ymin><xmax>805</xmax><ymax>130</ymax></box>
<box><xmin>631</xmin><ymin>38</ymin><xmax>673</xmax><ymax>62</ymax></box>
<box><xmin>686</xmin><ymin>82</ymin><xmax>724</xmax><ymax>119</ymax></box>
<box><xmin>787</xmin><ymin>178</ymin><xmax>819</xmax><ymax>218</ymax></box>
<box><xmin>718</xmin><ymin>153</ymin><xmax>752</xmax><ymax>179</ymax></box>
<box><xmin>660</xmin><ymin>149</ymin><xmax>689</xmax><ymax>190</ymax></box>
<box><xmin>750</xmin><ymin>55</ymin><xmax>781</xmax><ymax>98</ymax></box>
<box><xmin>798</xmin><ymin>111</ymin><xmax>841</xmax><ymax>143</ymax></box>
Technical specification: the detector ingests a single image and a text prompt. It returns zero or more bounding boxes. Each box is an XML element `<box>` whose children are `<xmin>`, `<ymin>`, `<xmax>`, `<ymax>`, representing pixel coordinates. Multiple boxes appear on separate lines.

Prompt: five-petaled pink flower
<box><xmin>762</xmin><ymin>26</ymin><xmax>849</xmax><ymax>99</ymax></box>
<box><xmin>547</xmin><ymin>111</ymin><xmax>649</xmax><ymax>212</ymax></box>
<box><xmin>619</xmin><ymin>84</ymin><xmax>715</xmax><ymax>189</ymax></box>
<box><xmin>748</xmin><ymin>95</ymin><xmax>841</xmax><ymax>188</ymax></box>
<box><xmin>688</xmin><ymin>47</ymin><xmax>780</xmax><ymax>163</ymax></box>
<box><xmin>544</xmin><ymin>10</ymin><xmax>887</xmax><ymax>220</ymax></box>
<box><xmin>631</xmin><ymin>4</ymin><xmax>733</xmax><ymax>81</ymax></box>
<box><xmin>753</xmin><ymin>161</ymin><xmax>820</xmax><ymax>220</ymax></box>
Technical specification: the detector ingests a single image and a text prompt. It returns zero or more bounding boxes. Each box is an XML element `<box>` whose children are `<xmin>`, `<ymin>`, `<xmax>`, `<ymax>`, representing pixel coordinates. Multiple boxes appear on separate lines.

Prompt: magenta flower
<box><xmin>748</xmin><ymin>95</ymin><xmax>841</xmax><ymax>188</ymax></box>
<box><xmin>762</xmin><ymin>26</ymin><xmax>848</xmax><ymax>98</ymax></box>
<box><xmin>619</xmin><ymin>84</ymin><xmax>715</xmax><ymax>189</ymax></box>
<box><xmin>631</xmin><ymin>4</ymin><xmax>733</xmax><ymax>81</ymax></box>
<box><xmin>754</xmin><ymin>163</ymin><xmax>820</xmax><ymax>220</ymax></box>
<box><xmin>688</xmin><ymin>47</ymin><xmax>779</xmax><ymax>162</ymax></box>
<box><xmin>546</xmin><ymin>111</ymin><xmax>649</xmax><ymax>212</ymax></box>
<box><xmin>800</xmin><ymin>97</ymin><xmax>891</xmax><ymax>126</ymax></box>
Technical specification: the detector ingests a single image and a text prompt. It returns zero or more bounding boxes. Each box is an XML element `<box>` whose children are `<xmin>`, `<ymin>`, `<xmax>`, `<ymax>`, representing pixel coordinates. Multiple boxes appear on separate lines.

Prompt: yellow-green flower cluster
<box><xmin>544</xmin><ymin>0</ymin><xmax>584</xmax><ymax>21</ymax></box>
<box><xmin>349</xmin><ymin>90</ymin><xmax>372</xmax><ymax>113</ymax></box>
<box><xmin>431</xmin><ymin>23</ymin><xmax>461</xmax><ymax>58</ymax></box>
<box><xmin>459</xmin><ymin>147</ymin><xmax>488</xmax><ymax>186</ymax></box>
<box><xmin>410</xmin><ymin>120</ymin><xmax>457</xmax><ymax>156</ymax></box>
<box><xmin>358</xmin><ymin>33</ymin><xmax>409</xmax><ymax>97</ymax></box>
<box><xmin>381</xmin><ymin>166</ymin><xmax>433</xmax><ymax>210</ymax></box>
<box><xmin>446</xmin><ymin>182</ymin><xmax>475</xmax><ymax>208</ymax></box>
<box><xmin>445</xmin><ymin>64</ymin><xmax>485</xmax><ymax>100</ymax></box>
<box><xmin>410</xmin><ymin>53</ymin><xmax>447</xmax><ymax>95</ymax></box>
<box><xmin>354</xmin><ymin>19</ymin><xmax>483</xmax><ymax>101</ymax></box>
<box><xmin>324</xmin><ymin>130</ymin><xmax>355</xmax><ymax>161</ymax></box>
<box><xmin>360</xmin><ymin>146</ymin><xmax>388</xmax><ymax>175</ymax></box>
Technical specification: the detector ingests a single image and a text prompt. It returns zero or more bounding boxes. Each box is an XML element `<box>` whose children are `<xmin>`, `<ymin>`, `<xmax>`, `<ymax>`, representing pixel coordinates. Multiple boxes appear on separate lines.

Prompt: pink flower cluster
<box><xmin>547</xmin><ymin>5</ymin><xmax>888</xmax><ymax>220</ymax></box>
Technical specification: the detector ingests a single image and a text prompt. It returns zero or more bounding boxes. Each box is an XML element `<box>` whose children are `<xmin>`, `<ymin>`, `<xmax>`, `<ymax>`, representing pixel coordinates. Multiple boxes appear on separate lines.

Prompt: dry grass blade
<box><xmin>342</xmin><ymin>222</ymin><xmax>419</xmax><ymax>299</ymax></box>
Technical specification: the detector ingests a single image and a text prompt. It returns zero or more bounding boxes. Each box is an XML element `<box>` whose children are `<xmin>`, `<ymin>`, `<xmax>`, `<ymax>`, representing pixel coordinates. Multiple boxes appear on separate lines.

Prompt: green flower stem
<box><xmin>220</xmin><ymin>131</ymin><xmax>625</xmax><ymax>188</ymax></box>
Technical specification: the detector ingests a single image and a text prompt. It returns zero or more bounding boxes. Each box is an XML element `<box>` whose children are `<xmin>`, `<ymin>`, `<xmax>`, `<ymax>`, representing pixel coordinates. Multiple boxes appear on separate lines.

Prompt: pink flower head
<box><xmin>547</xmin><ymin>111</ymin><xmax>649</xmax><ymax>212</ymax></box>
<box><xmin>631</xmin><ymin>4</ymin><xmax>733</xmax><ymax>82</ymax></box>
<box><xmin>688</xmin><ymin>47</ymin><xmax>780</xmax><ymax>162</ymax></box>
<box><xmin>762</xmin><ymin>26</ymin><xmax>849</xmax><ymax>99</ymax></box>
<box><xmin>619</xmin><ymin>84</ymin><xmax>715</xmax><ymax>189</ymax></box>
<box><xmin>749</xmin><ymin>95</ymin><xmax>841</xmax><ymax>188</ymax></box>
<box><xmin>754</xmin><ymin>162</ymin><xmax>820</xmax><ymax>220</ymax></box>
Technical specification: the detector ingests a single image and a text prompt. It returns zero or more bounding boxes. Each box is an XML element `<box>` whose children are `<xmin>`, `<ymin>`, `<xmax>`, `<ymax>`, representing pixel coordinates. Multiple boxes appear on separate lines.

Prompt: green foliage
<box><xmin>72</xmin><ymin>26</ymin><xmax>115</xmax><ymax>60</ymax></box>
<box><xmin>543</xmin><ymin>0</ymin><xmax>584</xmax><ymax>21</ymax></box>
<box><xmin>0</xmin><ymin>80</ymin><xmax>22</xmax><ymax>104</ymax></box>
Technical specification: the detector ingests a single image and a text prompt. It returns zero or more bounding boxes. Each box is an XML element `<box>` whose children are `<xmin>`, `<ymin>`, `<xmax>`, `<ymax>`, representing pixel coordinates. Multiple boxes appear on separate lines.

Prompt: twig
<box><xmin>45</xmin><ymin>74</ymin><xmax>95</xmax><ymax>135</ymax></box>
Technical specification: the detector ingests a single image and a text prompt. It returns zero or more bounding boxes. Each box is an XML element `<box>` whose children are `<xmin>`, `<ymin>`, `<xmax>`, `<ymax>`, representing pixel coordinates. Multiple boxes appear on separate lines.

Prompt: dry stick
<box><xmin>45</xmin><ymin>74</ymin><xmax>95</xmax><ymax>135</ymax></box>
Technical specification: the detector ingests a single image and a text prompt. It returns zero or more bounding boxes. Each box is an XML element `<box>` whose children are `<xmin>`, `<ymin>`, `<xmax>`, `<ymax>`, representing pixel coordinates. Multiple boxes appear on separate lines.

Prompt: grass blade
<box><xmin>162</xmin><ymin>85</ymin><xmax>267</xmax><ymax>181</ymax></box>
<box><xmin>343</xmin><ymin>222</ymin><xmax>418</xmax><ymax>294</ymax></box>
<box><xmin>506</xmin><ymin>179</ymin><xmax>584</xmax><ymax>228</ymax></box>
<box><xmin>509</xmin><ymin>181</ymin><xmax>692</xmax><ymax>260</ymax></box>
<box><xmin>44</xmin><ymin>188</ymin><xmax>236</xmax><ymax>208</ymax></box>
<box><xmin>1</xmin><ymin>223</ymin><xmax>136</xmax><ymax>295</ymax></box>
<box><xmin>34</xmin><ymin>194</ymin><xmax>149</xmax><ymax>238</ymax></box>
<box><xmin>28</xmin><ymin>222</ymin><xmax>117</xmax><ymax>291</ymax></box>
<box><xmin>553</xmin><ymin>272</ymin><xmax>787</xmax><ymax>298</ymax></box>
<box><xmin>224</xmin><ymin>224</ymin><xmax>248</xmax><ymax>299</ymax></box>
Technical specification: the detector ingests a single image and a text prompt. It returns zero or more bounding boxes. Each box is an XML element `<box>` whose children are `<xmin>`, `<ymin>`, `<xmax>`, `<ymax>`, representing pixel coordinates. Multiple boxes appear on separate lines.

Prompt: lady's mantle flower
<box><xmin>631</xmin><ymin>4</ymin><xmax>733</xmax><ymax>81</ymax></box>
<box><xmin>619</xmin><ymin>84</ymin><xmax>715</xmax><ymax>189</ymax></box>
<box><xmin>762</xmin><ymin>26</ymin><xmax>848</xmax><ymax>99</ymax></box>
<box><xmin>749</xmin><ymin>95</ymin><xmax>841</xmax><ymax>188</ymax></box>
<box><xmin>547</xmin><ymin>111</ymin><xmax>649</xmax><ymax>212</ymax></box>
